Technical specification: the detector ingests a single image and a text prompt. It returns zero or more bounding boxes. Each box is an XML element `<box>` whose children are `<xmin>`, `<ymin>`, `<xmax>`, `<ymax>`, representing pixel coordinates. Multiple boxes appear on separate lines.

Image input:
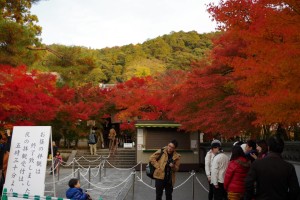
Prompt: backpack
<box><xmin>88</xmin><ymin>134</ymin><xmax>96</xmax><ymax>144</ymax></box>
<box><xmin>146</xmin><ymin>148</ymin><xmax>164</xmax><ymax>179</ymax></box>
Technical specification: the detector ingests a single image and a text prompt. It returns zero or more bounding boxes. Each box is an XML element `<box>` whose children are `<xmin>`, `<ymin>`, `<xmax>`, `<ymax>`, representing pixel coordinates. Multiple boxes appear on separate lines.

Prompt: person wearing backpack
<box><xmin>149</xmin><ymin>139</ymin><xmax>181</xmax><ymax>200</ymax></box>
<box><xmin>88</xmin><ymin>128</ymin><xmax>98</xmax><ymax>155</ymax></box>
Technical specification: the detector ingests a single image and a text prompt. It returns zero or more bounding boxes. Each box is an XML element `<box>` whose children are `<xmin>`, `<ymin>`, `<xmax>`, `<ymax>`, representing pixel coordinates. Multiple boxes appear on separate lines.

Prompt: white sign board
<box><xmin>4</xmin><ymin>126</ymin><xmax>51</xmax><ymax>195</ymax></box>
<box><xmin>123</xmin><ymin>143</ymin><xmax>133</xmax><ymax>148</ymax></box>
<box><xmin>137</xmin><ymin>129</ymin><xmax>143</xmax><ymax>137</ymax></box>
<box><xmin>137</xmin><ymin>129</ymin><xmax>144</xmax><ymax>145</ymax></box>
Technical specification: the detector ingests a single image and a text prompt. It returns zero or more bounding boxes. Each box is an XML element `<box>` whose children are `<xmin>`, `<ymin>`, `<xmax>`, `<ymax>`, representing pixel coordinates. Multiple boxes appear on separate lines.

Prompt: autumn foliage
<box><xmin>0</xmin><ymin>65</ymin><xmax>60</xmax><ymax>125</ymax></box>
<box><xmin>208</xmin><ymin>0</ymin><xmax>300</xmax><ymax>125</ymax></box>
<box><xmin>1</xmin><ymin>0</ymin><xmax>299</xmax><ymax>140</ymax></box>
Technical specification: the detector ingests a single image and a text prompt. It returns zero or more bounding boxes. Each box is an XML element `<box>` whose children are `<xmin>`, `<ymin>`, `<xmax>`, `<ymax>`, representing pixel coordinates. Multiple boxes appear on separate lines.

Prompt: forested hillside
<box><xmin>30</xmin><ymin>31</ymin><xmax>216</xmax><ymax>86</ymax></box>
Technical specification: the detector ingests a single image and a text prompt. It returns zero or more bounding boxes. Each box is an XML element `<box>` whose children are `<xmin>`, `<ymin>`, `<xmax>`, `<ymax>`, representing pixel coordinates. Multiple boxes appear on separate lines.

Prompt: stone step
<box><xmin>66</xmin><ymin>149</ymin><xmax>137</xmax><ymax>168</ymax></box>
<box><xmin>80</xmin><ymin>151</ymin><xmax>136</xmax><ymax>155</ymax></box>
<box><xmin>75</xmin><ymin>157</ymin><xmax>136</xmax><ymax>161</ymax></box>
<box><xmin>74</xmin><ymin>164</ymin><xmax>137</xmax><ymax>168</ymax></box>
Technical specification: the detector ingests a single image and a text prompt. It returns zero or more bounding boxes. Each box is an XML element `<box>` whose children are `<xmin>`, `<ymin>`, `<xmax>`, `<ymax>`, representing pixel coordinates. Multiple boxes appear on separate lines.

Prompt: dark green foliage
<box><xmin>31</xmin><ymin>31</ymin><xmax>216</xmax><ymax>85</ymax></box>
<box><xmin>0</xmin><ymin>18</ymin><xmax>40</xmax><ymax>66</ymax></box>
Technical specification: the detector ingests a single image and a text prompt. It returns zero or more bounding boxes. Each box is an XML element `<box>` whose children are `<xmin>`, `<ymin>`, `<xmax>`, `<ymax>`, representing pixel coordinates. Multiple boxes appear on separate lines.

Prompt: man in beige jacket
<box><xmin>149</xmin><ymin>139</ymin><xmax>181</xmax><ymax>200</ymax></box>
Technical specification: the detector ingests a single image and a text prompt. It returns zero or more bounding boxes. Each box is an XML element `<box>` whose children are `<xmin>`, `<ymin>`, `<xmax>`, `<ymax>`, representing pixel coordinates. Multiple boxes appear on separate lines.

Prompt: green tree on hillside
<box><xmin>32</xmin><ymin>31</ymin><xmax>216</xmax><ymax>85</ymax></box>
<box><xmin>0</xmin><ymin>0</ymin><xmax>42</xmax><ymax>66</ymax></box>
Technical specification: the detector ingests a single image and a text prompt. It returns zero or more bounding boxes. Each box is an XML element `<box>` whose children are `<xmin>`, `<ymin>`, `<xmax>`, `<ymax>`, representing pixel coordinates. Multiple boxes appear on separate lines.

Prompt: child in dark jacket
<box><xmin>66</xmin><ymin>178</ymin><xmax>89</xmax><ymax>200</ymax></box>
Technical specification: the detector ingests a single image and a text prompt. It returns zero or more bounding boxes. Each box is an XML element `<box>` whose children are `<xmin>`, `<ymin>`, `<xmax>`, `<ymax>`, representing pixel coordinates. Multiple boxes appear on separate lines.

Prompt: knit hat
<box><xmin>240</xmin><ymin>143</ymin><xmax>247</xmax><ymax>153</ymax></box>
<box><xmin>211</xmin><ymin>139</ymin><xmax>221</xmax><ymax>148</ymax></box>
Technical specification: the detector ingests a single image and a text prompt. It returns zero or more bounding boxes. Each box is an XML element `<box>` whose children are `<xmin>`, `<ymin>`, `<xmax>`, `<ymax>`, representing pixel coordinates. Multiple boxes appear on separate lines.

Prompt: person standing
<box><xmin>205</xmin><ymin>140</ymin><xmax>221</xmax><ymax>200</ymax></box>
<box><xmin>94</xmin><ymin>127</ymin><xmax>104</xmax><ymax>149</ymax></box>
<box><xmin>88</xmin><ymin>129</ymin><xmax>98</xmax><ymax>155</ymax></box>
<box><xmin>250</xmin><ymin>139</ymin><xmax>268</xmax><ymax>160</ymax></box>
<box><xmin>108</xmin><ymin>127</ymin><xmax>116</xmax><ymax>151</ymax></box>
<box><xmin>211</xmin><ymin>140</ymin><xmax>229</xmax><ymax>200</ymax></box>
<box><xmin>149</xmin><ymin>140</ymin><xmax>181</xmax><ymax>200</ymax></box>
<box><xmin>244</xmin><ymin>135</ymin><xmax>300</xmax><ymax>200</ymax></box>
<box><xmin>244</xmin><ymin>140</ymin><xmax>257</xmax><ymax>163</ymax></box>
<box><xmin>224</xmin><ymin>145</ymin><xmax>250</xmax><ymax>200</ymax></box>
<box><xmin>54</xmin><ymin>151</ymin><xmax>63</xmax><ymax>175</ymax></box>
<box><xmin>49</xmin><ymin>141</ymin><xmax>58</xmax><ymax>175</ymax></box>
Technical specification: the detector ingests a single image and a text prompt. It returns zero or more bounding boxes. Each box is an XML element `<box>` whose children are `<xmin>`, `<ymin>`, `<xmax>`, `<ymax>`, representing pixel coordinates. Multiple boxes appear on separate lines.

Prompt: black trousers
<box><xmin>208</xmin><ymin>182</ymin><xmax>214</xmax><ymax>200</ymax></box>
<box><xmin>155</xmin><ymin>179</ymin><xmax>173</xmax><ymax>200</ymax></box>
<box><xmin>213</xmin><ymin>182</ymin><xmax>227</xmax><ymax>200</ymax></box>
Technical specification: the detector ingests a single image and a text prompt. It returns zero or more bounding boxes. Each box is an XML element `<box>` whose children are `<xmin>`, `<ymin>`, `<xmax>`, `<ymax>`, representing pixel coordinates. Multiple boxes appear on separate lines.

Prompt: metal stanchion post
<box><xmin>99</xmin><ymin>164</ymin><xmax>102</xmax><ymax>182</ymax></box>
<box><xmin>192</xmin><ymin>170</ymin><xmax>195</xmax><ymax>200</ymax></box>
<box><xmin>140</xmin><ymin>163</ymin><xmax>142</xmax><ymax>180</ymax></box>
<box><xmin>88</xmin><ymin>166</ymin><xmax>91</xmax><ymax>189</ymax></box>
<box><xmin>132</xmin><ymin>169</ymin><xmax>136</xmax><ymax>200</ymax></box>
<box><xmin>57</xmin><ymin>163</ymin><xmax>60</xmax><ymax>181</ymax></box>
<box><xmin>72</xmin><ymin>158</ymin><xmax>75</xmax><ymax>177</ymax></box>
<box><xmin>104</xmin><ymin>159</ymin><xmax>106</xmax><ymax>177</ymax></box>
<box><xmin>77</xmin><ymin>168</ymin><xmax>80</xmax><ymax>181</ymax></box>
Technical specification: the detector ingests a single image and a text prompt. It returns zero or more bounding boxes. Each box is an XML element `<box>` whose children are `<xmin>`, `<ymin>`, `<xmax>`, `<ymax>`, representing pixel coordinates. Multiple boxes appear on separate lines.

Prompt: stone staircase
<box><xmin>72</xmin><ymin>148</ymin><xmax>136</xmax><ymax>168</ymax></box>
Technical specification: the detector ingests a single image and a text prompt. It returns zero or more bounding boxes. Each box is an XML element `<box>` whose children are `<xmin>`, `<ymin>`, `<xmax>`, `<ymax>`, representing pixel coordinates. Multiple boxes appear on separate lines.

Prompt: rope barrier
<box><xmin>173</xmin><ymin>172</ymin><xmax>195</xmax><ymax>189</ymax></box>
<box><xmin>45</xmin><ymin>168</ymin><xmax>80</xmax><ymax>185</ymax></box>
<box><xmin>47</xmin><ymin>162</ymin><xmax>60</xmax><ymax>173</ymax></box>
<box><xmin>115</xmin><ymin>173</ymin><xmax>134</xmax><ymax>199</ymax></box>
<box><xmin>136</xmin><ymin>175</ymin><xmax>155</xmax><ymax>190</ymax></box>
<box><xmin>105</xmin><ymin>160</ymin><xmax>142</xmax><ymax>170</ymax></box>
<box><xmin>74</xmin><ymin>160</ymin><xmax>90</xmax><ymax>169</ymax></box>
<box><xmin>76</xmin><ymin>155</ymin><xmax>103</xmax><ymax>163</ymax></box>
<box><xmin>79</xmin><ymin>170</ymin><xmax>134</xmax><ymax>190</ymax></box>
<box><xmin>91</xmin><ymin>161</ymin><xmax>104</xmax><ymax>177</ymax></box>
<box><xmin>79</xmin><ymin>167</ymin><xmax>90</xmax><ymax>177</ymax></box>
<box><xmin>195</xmin><ymin>176</ymin><xmax>209</xmax><ymax>193</ymax></box>
<box><xmin>136</xmin><ymin>172</ymin><xmax>196</xmax><ymax>190</ymax></box>
<box><xmin>102</xmin><ymin>154</ymin><xmax>110</xmax><ymax>159</ymax></box>
<box><xmin>59</xmin><ymin>161</ymin><xmax>74</xmax><ymax>167</ymax></box>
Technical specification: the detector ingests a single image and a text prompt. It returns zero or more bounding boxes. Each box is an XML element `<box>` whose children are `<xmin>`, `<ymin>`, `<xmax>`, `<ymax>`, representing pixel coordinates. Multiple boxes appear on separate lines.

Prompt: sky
<box><xmin>31</xmin><ymin>0</ymin><xmax>219</xmax><ymax>49</ymax></box>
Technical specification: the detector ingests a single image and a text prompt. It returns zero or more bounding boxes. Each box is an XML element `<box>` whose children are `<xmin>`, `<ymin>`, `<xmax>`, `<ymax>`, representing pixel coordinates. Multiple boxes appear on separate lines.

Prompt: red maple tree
<box><xmin>208</xmin><ymin>0</ymin><xmax>300</xmax><ymax>126</ymax></box>
<box><xmin>0</xmin><ymin>65</ymin><xmax>61</xmax><ymax>125</ymax></box>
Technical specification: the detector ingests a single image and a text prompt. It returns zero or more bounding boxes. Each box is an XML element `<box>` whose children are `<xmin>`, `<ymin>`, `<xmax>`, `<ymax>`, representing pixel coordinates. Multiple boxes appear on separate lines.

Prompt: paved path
<box><xmin>45</xmin><ymin>166</ymin><xmax>210</xmax><ymax>200</ymax></box>
<box><xmin>44</xmin><ymin>162</ymin><xmax>300</xmax><ymax>200</ymax></box>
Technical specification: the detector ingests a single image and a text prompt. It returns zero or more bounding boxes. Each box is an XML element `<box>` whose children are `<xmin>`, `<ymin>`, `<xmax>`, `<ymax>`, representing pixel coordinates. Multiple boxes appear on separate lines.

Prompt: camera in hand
<box><xmin>167</xmin><ymin>158</ymin><xmax>174</xmax><ymax>165</ymax></box>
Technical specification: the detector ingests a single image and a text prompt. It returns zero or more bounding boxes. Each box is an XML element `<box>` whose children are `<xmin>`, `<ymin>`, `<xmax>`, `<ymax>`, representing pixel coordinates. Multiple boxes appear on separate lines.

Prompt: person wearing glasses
<box><xmin>149</xmin><ymin>139</ymin><xmax>181</xmax><ymax>200</ymax></box>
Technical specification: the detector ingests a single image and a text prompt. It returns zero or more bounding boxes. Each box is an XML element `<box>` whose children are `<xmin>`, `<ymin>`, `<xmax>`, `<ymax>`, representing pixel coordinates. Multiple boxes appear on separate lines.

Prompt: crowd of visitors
<box><xmin>205</xmin><ymin>136</ymin><xmax>300</xmax><ymax>200</ymax></box>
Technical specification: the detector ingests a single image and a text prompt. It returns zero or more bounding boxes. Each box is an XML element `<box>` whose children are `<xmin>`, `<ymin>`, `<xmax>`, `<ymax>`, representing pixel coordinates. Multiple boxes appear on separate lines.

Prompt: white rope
<box><xmin>116</xmin><ymin>174</ymin><xmax>134</xmax><ymax>198</ymax></box>
<box><xmin>136</xmin><ymin>171</ymin><xmax>195</xmax><ymax>190</ymax></box>
<box><xmin>79</xmin><ymin>167</ymin><xmax>90</xmax><ymax>177</ymax></box>
<box><xmin>45</xmin><ymin>168</ymin><xmax>80</xmax><ymax>185</ymax></box>
<box><xmin>91</xmin><ymin>161</ymin><xmax>104</xmax><ymax>177</ymax></box>
<box><xmin>195</xmin><ymin>176</ymin><xmax>209</xmax><ymax>193</ymax></box>
<box><xmin>76</xmin><ymin>155</ymin><xmax>103</xmax><ymax>163</ymax></box>
<box><xmin>102</xmin><ymin>154</ymin><xmax>110</xmax><ymax>159</ymax></box>
<box><xmin>173</xmin><ymin>172</ymin><xmax>195</xmax><ymax>189</ymax></box>
<box><xmin>136</xmin><ymin>175</ymin><xmax>155</xmax><ymax>190</ymax></box>
<box><xmin>91</xmin><ymin>167</ymin><xmax>100</xmax><ymax>177</ymax></box>
<box><xmin>47</xmin><ymin>162</ymin><xmax>60</xmax><ymax>173</ymax></box>
<box><xmin>105</xmin><ymin>160</ymin><xmax>142</xmax><ymax>170</ymax></box>
<box><xmin>79</xmin><ymin>170</ymin><xmax>134</xmax><ymax>190</ymax></box>
<box><xmin>74</xmin><ymin>159</ymin><xmax>90</xmax><ymax>169</ymax></box>
<box><xmin>60</xmin><ymin>160</ymin><xmax>75</xmax><ymax>167</ymax></box>
<box><xmin>60</xmin><ymin>159</ymin><xmax>70</xmax><ymax>164</ymax></box>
